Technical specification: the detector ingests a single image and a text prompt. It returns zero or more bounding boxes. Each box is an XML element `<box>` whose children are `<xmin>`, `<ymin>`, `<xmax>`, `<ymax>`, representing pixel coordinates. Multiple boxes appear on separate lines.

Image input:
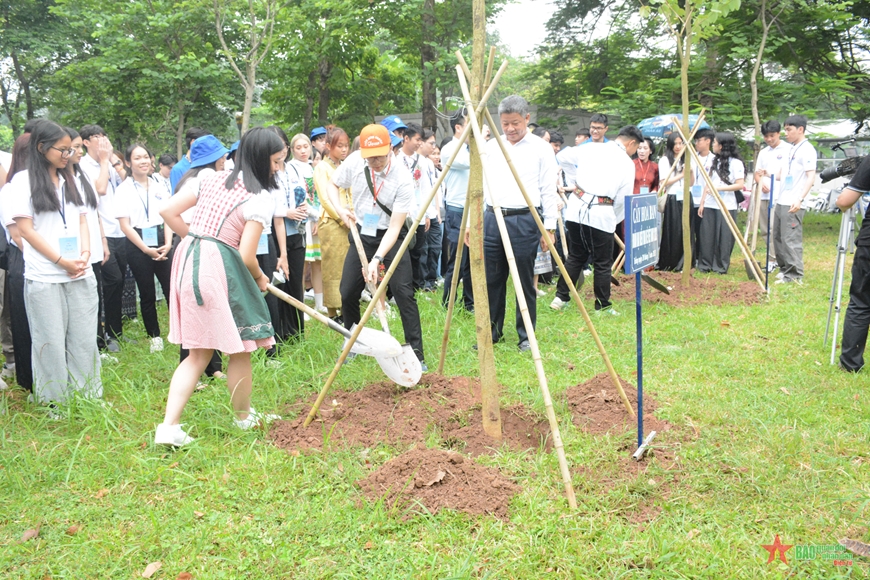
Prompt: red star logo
<box><xmin>761</xmin><ymin>534</ymin><xmax>793</xmax><ymax>564</ymax></box>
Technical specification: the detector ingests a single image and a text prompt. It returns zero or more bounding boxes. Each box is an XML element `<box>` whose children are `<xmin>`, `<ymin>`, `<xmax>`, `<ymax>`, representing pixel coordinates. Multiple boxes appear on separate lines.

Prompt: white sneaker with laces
<box><xmin>535</xmin><ymin>288</ymin><xmax>546</xmax><ymax>297</ymax></box>
<box><xmin>550</xmin><ymin>296</ymin><xmax>567</xmax><ymax>310</ymax></box>
<box><xmin>1</xmin><ymin>363</ymin><xmax>14</xmax><ymax>380</ymax></box>
<box><xmin>361</xmin><ymin>290</ymin><xmax>373</xmax><ymax>302</ymax></box>
<box><xmin>235</xmin><ymin>408</ymin><xmax>280</xmax><ymax>430</ymax></box>
<box><xmin>150</xmin><ymin>337</ymin><xmax>164</xmax><ymax>353</ymax></box>
<box><xmin>154</xmin><ymin>423</ymin><xmax>194</xmax><ymax>447</ymax></box>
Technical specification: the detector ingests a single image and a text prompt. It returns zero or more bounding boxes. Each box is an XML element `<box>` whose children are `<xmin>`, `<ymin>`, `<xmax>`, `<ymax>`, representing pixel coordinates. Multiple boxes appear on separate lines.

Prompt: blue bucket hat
<box><xmin>190</xmin><ymin>135</ymin><xmax>229</xmax><ymax>168</ymax></box>
<box><xmin>380</xmin><ymin>115</ymin><xmax>407</xmax><ymax>133</ymax></box>
<box><xmin>310</xmin><ymin>126</ymin><xmax>327</xmax><ymax>139</ymax></box>
<box><xmin>389</xmin><ymin>133</ymin><xmax>403</xmax><ymax>148</ymax></box>
<box><xmin>227</xmin><ymin>140</ymin><xmax>240</xmax><ymax>161</ymax></box>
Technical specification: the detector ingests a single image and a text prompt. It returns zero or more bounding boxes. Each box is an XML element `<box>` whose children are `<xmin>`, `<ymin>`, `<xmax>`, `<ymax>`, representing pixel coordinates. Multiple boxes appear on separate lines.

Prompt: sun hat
<box><xmin>190</xmin><ymin>135</ymin><xmax>229</xmax><ymax>168</ymax></box>
<box><xmin>227</xmin><ymin>140</ymin><xmax>240</xmax><ymax>161</ymax></box>
<box><xmin>390</xmin><ymin>133</ymin><xmax>403</xmax><ymax>148</ymax></box>
<box><xmin>380</xmin><ymin>115</ymin><xmax>407</xmax><ymax>133</ymax></box>
<box><xmin>310</xmin><ymin>126</ymin><xmax>327</xmax><ymax>139</ymax></box>
<box><xmin>359</xmin><ymin>124</ymin><xmax>391</xmax><ymax>159</ymax></box>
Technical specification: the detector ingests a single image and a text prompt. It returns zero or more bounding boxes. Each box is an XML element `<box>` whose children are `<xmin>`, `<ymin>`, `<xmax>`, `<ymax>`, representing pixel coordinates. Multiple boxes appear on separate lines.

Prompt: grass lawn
<box><xmin>1</xmin><ymin>211</ymin><xmax>868</xmax><ymax>579</ymax></box>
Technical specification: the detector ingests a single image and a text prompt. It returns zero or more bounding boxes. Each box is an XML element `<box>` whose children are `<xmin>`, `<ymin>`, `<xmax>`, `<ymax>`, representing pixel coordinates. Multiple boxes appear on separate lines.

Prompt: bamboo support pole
<box><xmin>456</xmin><ymin>65</ymin><xmax>577</xmax><ymax>509</ymax></box>
<box><xmin>671</xmin><ymin>123</ymin><xmax>766</xmax><ymax>289</ymax></box>
<box><xmin>302</xmin><ymin>61</ymin><xmax>510</xmax><ymax>427</ymax></box>
<box><xmin>750</xmin><ymin>179</ymin><xmax>763</xmax><ymax>252</ymax></box>
<box><xmin>437</xmin><ymin>192</ymin><xmax>472</xmax><ymax>374</ymax></box>
<box><xmin>458</xmin><ymin>61</ymin><xmax>634</xmax><ymax>420</ymax></box>
<box><xmin>349</xmin><ymin>225</ymin><xmax>391</xmax><ymax>335</ymax></box>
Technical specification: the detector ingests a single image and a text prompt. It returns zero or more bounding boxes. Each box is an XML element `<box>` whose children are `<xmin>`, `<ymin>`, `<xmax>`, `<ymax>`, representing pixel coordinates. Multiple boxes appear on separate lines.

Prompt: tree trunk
<box><xmin>421</xmin><ymin>0</ymin><xmax>438</xmax><ymax>132</ymax></box>
<box><xmin>750</xmin><ymin>0</ymin><xmax>770</xmax><ymax>161</ymax></box>
<box><xmin>176</xmin><ymin>103</ymin><xmax>186</xmax><ymax>160</ymax></box>
<box><xmin>10</xmin><ymin>51</ymin><xmax>34</xmax><ymax>120</ymax></box>
<box><xmin>241</xmin><ymin>65</ymin><xmax>256</xmax><ymax>134</ymax></box>
<box><xmin>317</xmin><ymin>57</ymin><xmax>331</xmax><ymax>125</ymax></box>
<box><xmin>303</xmin><ymin>70</ymin><xmax>317</xmax><ymax>136</ymax></box>
<box><xmin>680</xmin><ymin>7</ymin><xmax>694</xmax><ymax>287</ymax></box>
<box><xmin>468</xmin><ymin>0</ymin><xmax>501</xmax><ymax>440</ymax></box>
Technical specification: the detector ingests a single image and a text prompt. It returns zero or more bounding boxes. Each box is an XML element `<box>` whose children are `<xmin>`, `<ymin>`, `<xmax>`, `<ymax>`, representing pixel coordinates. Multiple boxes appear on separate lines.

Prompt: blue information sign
<box><xmin>624</xmin><ymin>194</ymin><xmax>659</xmax><ymax>274</ymax></box>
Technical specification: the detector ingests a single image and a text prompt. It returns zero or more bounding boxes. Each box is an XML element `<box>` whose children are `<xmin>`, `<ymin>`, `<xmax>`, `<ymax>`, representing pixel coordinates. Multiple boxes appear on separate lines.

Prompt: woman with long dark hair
<box><xmin>67</xmin><ymin>127</ymin><xmax>111</xmax><ymax>350</ymax></box>
<box><xmin>9</xmin><ymin>121</ymin><xmax>101</xmax><ymax>407</ymax></box>
<box><xmin>156</xmin><ymin>127</ymin><xmax>285</xmax><ymax>446</ymax></box>
<box><xmin>656</xmin><ymin>133</ymin><xmax>693</xmax><ymax>270</ymax></box>
<box><xmin>1</xmin><ymin>134</ymin><xmax>34</xmax><ymax>392</ymax></box>
<box><xmin>697</xmin><ymin>132</ymin><xmax>745</xmax><ymax>273</ymax></box>
<box><xmin>116</xmin><ymin>143</ymin><xmax>173</xmax><ymax>352</ymax></box>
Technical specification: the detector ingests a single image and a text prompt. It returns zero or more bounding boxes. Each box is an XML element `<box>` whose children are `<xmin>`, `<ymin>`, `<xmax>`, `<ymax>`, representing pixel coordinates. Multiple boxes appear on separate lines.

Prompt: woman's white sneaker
<box><xmin>150</xmin><ymin>337</ymin><xmax>164</xmax><ymax>353</ymax></box>
<box><xmin>235</xmin><ymin>408</ymin><xmax>280</xmax><ymax>430</ymax></box>
<box><xmin>155</xmin><ymin>423</ymin><xmax>194</xmax><ymax>447</ymax></box>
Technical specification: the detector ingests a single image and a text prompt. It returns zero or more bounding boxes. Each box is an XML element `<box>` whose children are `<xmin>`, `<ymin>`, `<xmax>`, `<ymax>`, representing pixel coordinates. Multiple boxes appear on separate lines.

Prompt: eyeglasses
<box><xmin>49</xmin><ymin>146</ymin><xmax>77</xmax><ymax>158</ymax></box>
<box><xmin>589</xmin><ymin>125</ymin><xmax>607</xmax><ymax>132</ymax></box>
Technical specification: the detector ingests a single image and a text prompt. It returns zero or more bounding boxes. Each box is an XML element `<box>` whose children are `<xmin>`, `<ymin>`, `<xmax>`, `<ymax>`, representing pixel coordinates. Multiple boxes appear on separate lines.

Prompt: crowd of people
<box><xmin>0</xmin><ymin>100</ymin><xmax>831</xmax><ymax>445</ymax></box>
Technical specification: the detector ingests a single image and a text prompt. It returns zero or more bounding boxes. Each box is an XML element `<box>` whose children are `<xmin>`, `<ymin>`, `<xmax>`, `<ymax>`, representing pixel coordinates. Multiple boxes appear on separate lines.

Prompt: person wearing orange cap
<box><xmin>326</xmin><ymin>124</ymin><xmax>427</xmax><ymax>370</ymax></box>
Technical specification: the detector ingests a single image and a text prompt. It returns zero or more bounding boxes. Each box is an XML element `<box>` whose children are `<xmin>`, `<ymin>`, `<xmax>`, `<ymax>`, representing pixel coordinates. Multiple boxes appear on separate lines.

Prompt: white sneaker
<box><xmin>361</xmin><ymin>290</ymin><xmax>373</xmax><ymax>302</ymax></box>
<box><xmin>582</xmin><ymin>268</ymin><xmax>592</xmax><ymax>277</ymax></box>
<box><xmin>304</xmin><ymin>289</ymin><xmax>315</xmax><ymax>301</ymax></box>
<box><xmin>235</xmin><ymin>408</ymin><xmax>280</xmax><ymax>430</ymax></box>
<box><xmin>155</xmin><ymin>423</ymin><xmax>194</xmax><ymax>447</ymax></box>
<box><xmin>1</xmin><ymin>363</ymin><xmax>14</xmax><ymax>380</ymax></box>
<box><xmin>535</xmin><ymin>288</ymin><xmax>546</xmax><ymax>297</ymax></box>
<box><xmin>99</xmin><ymin>353</ymin><xmax>119</xmax><ymax>364</ymax></box>
<box><xmin>150</xmin><ymin>337</ymin><xmax>164</xmax><ymax>353</ymax></box>
<box><xmin>775</xmin><ymin>271</ymin><xmax>785</xmax><ymax>280</ymax></box>
<box><xmin>316</xmin><ymin>305</ymin><xmax>329</xmax><ymax>314</ymax></box>
<box><xmin>0</xmin><ymin>376</ymin><xmax>7</xmax><ymax>391</ymax></box>
<box><xmin>550</xmin><ymin>296</ymin><xmax>567</xmax><ymax>310</ymax></box>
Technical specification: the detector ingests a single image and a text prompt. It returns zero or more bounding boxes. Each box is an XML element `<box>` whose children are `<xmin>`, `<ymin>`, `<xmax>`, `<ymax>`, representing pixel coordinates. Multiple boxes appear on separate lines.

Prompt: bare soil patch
<box><xmin>602</xmin><ymin>271</ymin><xmax>764</xmax><ymax>306</ymax></box>
<box><xmin>270</xmin><ymin>374</ymin><xmax>551</xmax><ymax>457</ymax></box>
<box><xmin>356</xmin><ymin>447</ymin><xmax>520</xmax><ymax>520</ymax></box>
<box><xmin>566</xmin><ymin>373</ymin><xmax>674</xmax><ymax>436</ymax></box>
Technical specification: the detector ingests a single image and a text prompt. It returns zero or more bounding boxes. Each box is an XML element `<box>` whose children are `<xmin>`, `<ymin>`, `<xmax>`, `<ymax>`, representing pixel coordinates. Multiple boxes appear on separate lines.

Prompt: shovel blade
<box><xmin>344</xmin><ymin>325</ymin><xmax>404</xmax><ymax>358</ymax></box>
<box><xmin>375</xmin><ymin>344</ymin><xmax>422</xmax><ymax>388</ymax></box>
<box><xmin>641</xmin><ymin>273</ymin><xmax>670</xmax><ymax>295</ymax></box>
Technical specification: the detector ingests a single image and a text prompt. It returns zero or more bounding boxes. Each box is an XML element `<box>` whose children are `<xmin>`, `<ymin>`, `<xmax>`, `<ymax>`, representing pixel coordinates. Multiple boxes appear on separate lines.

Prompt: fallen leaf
<box><xmin>364</xmin><ymin>541</ymin><xmax>374</xmax><ymax>550</ymax></box>
<box><xmin>95</xmin><ymin>488</ymin><xmax>109</xmax><ymax>499</ymax></box>
<box><xmin>222</xmin><ymin>473</ymin><xmax>229</xmax><ymax>484</ymax></box>
<box><xmin>176</xmin><ymin>574</ymin><xmax>193</xmax><ymax>580</ymax></box>
<box><xmin>780</xmin><ymin>387</ymin><xmax>791</xmax><ymax>396</ymax></box>
<box><xmin>855</xmin><ymin>394</ymin><xmax>860</xmax><ymax>400</ymax></box>
<box><xmin>22</xmin><ymin>525</ymin><xmax>40</xmax><ymax>542</ymax></box>
<box><xmin>288</xmin><ymin>449</ymin><xmax>300</xmax><ymax>457</ymax></box>
<box><xmin>66</xmin><ymin>525</ymin><xmax>80</xmax><ymax>536</ymax></box>
<box><xmin>425</xmin><ymin>470</ymin><xmax>447</xmax><ymax>486</ymax></box>
<box><xmin>142</xmin><ymin>561</ymin><xmax>162</xmax><ymax>578</ymax></box>
<box><xmin>337</xmin><ymin>463</ymin><xmax>344</xmax><ymax>473</ymax></box>
<box><xmin>168</xmin><ymin>462</ymin><xmax>178</xmax><ymax>469</ymax></box>
<box><xmin>194</xmin><ymin>511</ymin><xmax>205</xmax><ymax>519</ymax></box>
<box><xmin>687</xmin><ymin>529</ymin><xmax>701</xmax><ymax>540</ymax></box>
<box><xmin>140</xmin><ymin>442</ymin><xmax>147</xmax><ymax>449</ymax></box>
<box><xmin>720</xmin><ymin>320</ymin><xmax>730</xmax><ymax>326</ymax></box>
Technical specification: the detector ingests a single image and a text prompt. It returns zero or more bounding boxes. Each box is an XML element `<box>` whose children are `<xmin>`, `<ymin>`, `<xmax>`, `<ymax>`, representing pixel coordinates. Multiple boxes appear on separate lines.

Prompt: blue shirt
<box><xmin>169</xmin><ymin>156</ymin><xmax>191</xmax><ymax>194</ymax></box>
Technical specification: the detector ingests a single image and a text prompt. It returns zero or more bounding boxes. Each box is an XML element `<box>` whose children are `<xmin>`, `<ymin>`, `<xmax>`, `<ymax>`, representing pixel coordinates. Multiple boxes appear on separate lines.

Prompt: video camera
<box><xmin>820</xmin><ymin>138</ymin><xmax>866</xmax><ymax>183</ymax></box>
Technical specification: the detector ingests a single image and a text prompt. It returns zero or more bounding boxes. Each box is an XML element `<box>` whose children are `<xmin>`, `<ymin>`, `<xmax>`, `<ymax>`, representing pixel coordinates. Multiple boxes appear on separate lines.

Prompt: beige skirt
<box><xmin>319</xmin><ymin>216</ymin><xmax>350</xmax><ymax>309</ymax></box>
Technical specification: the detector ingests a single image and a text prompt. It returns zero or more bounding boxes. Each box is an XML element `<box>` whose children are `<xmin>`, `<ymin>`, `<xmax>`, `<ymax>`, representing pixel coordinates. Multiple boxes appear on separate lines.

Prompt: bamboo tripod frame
<box><xmin>453</xmin><ymin>62</ymin><xmax>577</xmax><ymax>508</ymax></box>
<box><xmin>302</xmin><ymin>61</ymin><xmax>510</xmax><ymax>427</ymax></box>
<box><xmin>670</xmin><ymin>123</ymin><xmax>766</xmax><ymax>289</ymax></box>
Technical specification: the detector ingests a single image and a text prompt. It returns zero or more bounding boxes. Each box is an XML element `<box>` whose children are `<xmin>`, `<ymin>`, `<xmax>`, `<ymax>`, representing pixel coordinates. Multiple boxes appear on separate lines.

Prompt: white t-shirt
<box><xmin>755</xmin><ymin>141</ymin><xmax>792</xmax><ymax>201</ymax></box>
<box><xmin>80</xmin><ymin>154</ymin><xmax>123</xmax><ymax>238</ymax></box>
<box><xmin>7</xmin><ymin>171</ymin><xmax>93</xmax><ymax>283</ymax></box>
<box><xmin>75</xmin><ymin>172</ymin><xmax>105</xmax><ymax>263</ymax></box>
<box><xmin>0</xmin><ymin>182</ymin><xmax>17</xmax><ymax>247</ymax></box>
<box><xmin>778</xmin><ymin>139</ymin><xmax>817</xmax><ymax>207</ymax></box>
<box><xmin>565</xmin><ymin>141</ymin><xmax>633</xmax><ymax>233</ymax></box>
<box><xmin>658</xmin><ymin>157</ymin><xmax>685</xmax><ymax>201</ymax></box>
<box><xmin>114</xmin><ymin>178</ymin><xmax>169</xmax><ymax>229</ymax></box>
<box><xmin>705</xmin><ymin>157</ymin><xmax>745</xmax><ymax>211</ymax></box>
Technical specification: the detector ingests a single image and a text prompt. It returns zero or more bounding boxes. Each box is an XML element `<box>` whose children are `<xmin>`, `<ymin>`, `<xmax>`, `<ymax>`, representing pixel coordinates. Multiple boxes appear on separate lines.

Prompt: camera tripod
<box><xmin>824</xmin><ymin>204</ymin><xmax>858</xmax><ymax>364</ymax></box>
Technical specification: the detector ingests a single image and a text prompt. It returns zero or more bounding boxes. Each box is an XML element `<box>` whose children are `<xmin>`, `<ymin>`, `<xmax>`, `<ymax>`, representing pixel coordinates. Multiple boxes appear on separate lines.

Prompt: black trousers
<box><xmin>125</xmin><ymin>237</ymin><xmax>172</xmax><ymax>338</ymax></box>
<box><xmin>555</xmin><ymin>221</ymin><xmax>614</xmax><ymax>310</ymax></box>
<box><xmin>424</xmin><ymin>219</ymin><xmax>442</xmax><ymax>285</ymax></box>
<box><xmin>102</xmin><ymin>236</ymin><xmax>128</xmax><ymax>338</ymax></box>
<box><xmin>442</xmin><ymin>207</ymin><xmax>474</xmax><ymax>310</ymax></box>
<box><xmin>340</xmin><ymin>228</ymin><xmax>424</xmax><ymax>361</ymax></box>
<box><xmin>697</xmin><ymin>208</ymin><xmax>736</xmax><ymax>274</ymax></box>
<box><xmin>840</xmin><ymin>243</ymin><xmax>870</xmax><ymax>371</ymax></box>
<box><xmin>484</xmin><ymin>210</ymin><xmax>539</xmax><ymax>344</ymax></box>
<box><xmin>256</xmin><ymin>234</ymin><xmax>282</xmax><ymax>351</ymax></box>
<box><xmin>7</xmin><ymin>245</ymin><xmax>33</xmax><ymax>391</ymax></box>
<box><xmin>656</xmin><ymin>195</ymin><xmax>697</xmax><ymax>271</ymax></box>
<box><xmin>409</xmin><ymin>224</ymin><xmax>429</xmax><ymax>290</ymax></box>
<box><xmin>278</xmin><ymin>233</ymin><xmax>306</xmax><ymax>340</ymax></box>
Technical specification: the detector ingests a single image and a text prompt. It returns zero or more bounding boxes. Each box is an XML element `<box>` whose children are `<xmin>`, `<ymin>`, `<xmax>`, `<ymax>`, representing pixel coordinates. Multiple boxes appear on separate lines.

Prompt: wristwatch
<box><xmin>373</xmin><ymin>254</ymin><xmax>383</xmax><ymax>262</ymax></box>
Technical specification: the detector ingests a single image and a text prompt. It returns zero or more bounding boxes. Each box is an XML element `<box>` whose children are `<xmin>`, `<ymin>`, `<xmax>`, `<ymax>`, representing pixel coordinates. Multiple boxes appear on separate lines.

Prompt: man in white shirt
<box><xmin>397</xmin><ymin>122</ymin><xmax>430</xmax><ymax>291</ymax></box>
<box><xmin>418</xmin><ymin>129</ymin><xmax>442</xmax><ymax>291</ymax></box>
<box><xmin>753</xmin><ymin>120</ymin><xmax>791</xmax><ymax>269</ymax></box>
<box><xmin>79</xmin><ymin>124</ymin><xmax>125</xmax><ymax>351</ymax></box>
<box><xmin>440</xmin><ymin>110</ymin><xmax>474</xmax><ymax>311</ymax></box>
<box><xmin>774</xmin><ymin>114</ymin><xmax>817</xmax><ymax>284</ymax></box>
<box><xmin>482</xmin><ymin>95</ymin><xmax>559</xmax><ymax>351</ymax></box>
<box><xmin>551</xmin><ymin>126</ymin><xmax>641</xmax><ymax>314</ymax></box>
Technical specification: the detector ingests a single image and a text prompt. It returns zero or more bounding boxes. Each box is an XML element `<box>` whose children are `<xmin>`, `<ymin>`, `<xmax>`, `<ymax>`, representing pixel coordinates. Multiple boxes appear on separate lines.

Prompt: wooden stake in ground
<box><xmin>456</xmin><ymin>52</ymin><xmax>634</xmax><ymax>420</ymax></box>
<box><xmin>302</xmin><ymin>61</ymin><xmax>510</xmax><ymax>428</ymax></box>
<box><xmin>671</xmin><ymin>123</ymin><xmax>766</xmax><ymax>289</ymax></box>
<box><xmin>456</xmin><ymin>65</ymin><xmax>577</xmax><ymax>509</ymax></box>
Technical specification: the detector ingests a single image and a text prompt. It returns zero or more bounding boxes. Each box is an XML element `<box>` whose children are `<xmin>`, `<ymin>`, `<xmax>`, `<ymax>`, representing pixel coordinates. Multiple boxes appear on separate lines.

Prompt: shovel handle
<box><xmin>349</xmin><ymin>225</ymin><xmax>391</xmax><ymax>334</ymax></box>
<box><xmin>266</xmin><ymin>284</ymin><xmax>351</xmax><ymax>339</ymax></box>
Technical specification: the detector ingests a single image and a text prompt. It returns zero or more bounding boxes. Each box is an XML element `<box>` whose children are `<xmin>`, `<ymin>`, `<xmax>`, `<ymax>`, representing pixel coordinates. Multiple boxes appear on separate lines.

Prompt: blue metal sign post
<box><xmin>624</xmin><ymin>194</ymin><xmax>659</xmax><ymax>458</ymax></box>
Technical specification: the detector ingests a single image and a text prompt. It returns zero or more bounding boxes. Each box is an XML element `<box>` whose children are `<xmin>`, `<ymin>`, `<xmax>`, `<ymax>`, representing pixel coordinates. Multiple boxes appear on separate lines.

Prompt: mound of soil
<box><xmin>603</xmin><ymin>271</ymin><xmax>764</xmax><ymax>306</ymax></box>
<box><xmin>566</xmin><ymin>373</ymin><xmax>673</xmax><ymax>435</ymax></box>
<box><xmin>270</xmin><ymin>374</ymin><xmax>552</xmax><ymax>457</ymax></box>
<box><xmin>356</xmin><ymin>447</ymin><xmax>520</xmax><ymax>519</ymax></box>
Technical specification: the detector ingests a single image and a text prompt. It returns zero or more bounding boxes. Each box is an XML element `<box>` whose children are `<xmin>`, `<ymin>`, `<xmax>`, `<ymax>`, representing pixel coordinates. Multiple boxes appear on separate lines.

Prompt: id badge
<box><xmin>361</xmin><ymin>213</ymin><xmax>379</xmax><ymax>236</ymax></box>
<box><xmin>640</xmin><ymin>187</ymin><xmax>649</xmax><ymax>195</ymax></box>
<box><xmin>142</xmin><ymin>226</ymin><xmax>158</xmax><ymax>247</ymax></box>
<box><xmin>256</xmin><ymin>232</ymin><xmax>269</xmax><ymax>255</ymax></box>
<box><xmin>784</xmin><ymin>175</ymin><xmax>794</xmax><ymax>190</ymax></box>
<box><xmin>58</xmin><ymin>236</ymin><xmax>79</xmax><ymax>260</ymax></box>
<box><xmin>691</xmin><ymin>185</ymin><xmax>703</xmax><ymax>203</ymax></box>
